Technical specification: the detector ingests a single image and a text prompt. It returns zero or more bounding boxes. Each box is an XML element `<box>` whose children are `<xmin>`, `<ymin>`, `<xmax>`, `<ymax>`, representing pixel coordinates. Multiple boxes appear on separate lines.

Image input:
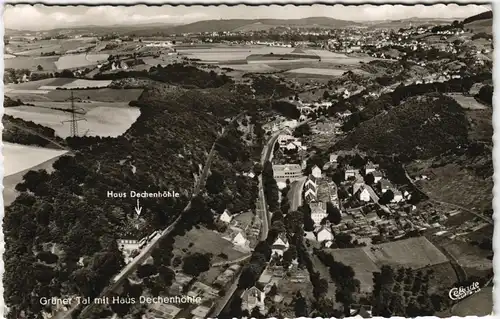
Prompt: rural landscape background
<box><xmin>2</xmin><ymin>3</ymin><xmax>494</xmax><ymax>319</ymax></box>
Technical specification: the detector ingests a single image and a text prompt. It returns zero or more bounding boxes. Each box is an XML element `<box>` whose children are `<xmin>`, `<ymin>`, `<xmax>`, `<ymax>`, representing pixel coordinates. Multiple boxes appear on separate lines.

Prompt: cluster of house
<box><xmin>218</xmin><ymin>209</ymin><xmax>260</xmax><ymax>252</ymax></box>
<box><xmin>302</xmin><ymin>165</ymin><xmax>339</xmax><ymax>245</ymax></box>
<box><xmin>117</xmin><ymin>231</ymin><xmax>161</xmax><ymax>264</ymax></box>
<box><xmin>141</xmin><ymin>271</ymin><xmax>221</xmax><ymax>319</ymax></box>
<box><xmin>277</xmin><ymin>132</ymin><xmax>307</xmax><ymax>152</ymax></box>
<box><xmin>240</xmin><ymin>258</ymin><xmax>310</xmax><ymax>315</ymax></box>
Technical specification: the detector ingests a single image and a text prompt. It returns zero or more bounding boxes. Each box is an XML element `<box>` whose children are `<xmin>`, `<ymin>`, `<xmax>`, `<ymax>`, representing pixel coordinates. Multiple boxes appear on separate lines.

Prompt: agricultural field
<box><xmin>5</xmin><ymin>79</ymin><xmax>131</xmax><ymax>98</ymax></box>
<box><xmin>5</xmin><ymin>56</ymin><xmax>58</xmax><ymax>71</ymax></box>
<box><xmin>57</xmin><ymin>79</ymin><xmax>112</xmax><ymax>89</ymax></box>
<box><xmin>218</xmin><ymin>63</ymin><xmax>277</xmax><ymax>73</ymax></box>
<box><xmin>5</xmin><ymin>88</ymin><xmax>144</xmax><ymax>103</ymax></box>
<box><xmin>7</xmin><ymin>37</ymin><xmax>97</xmax><ymax>56</ymax></box>
<box><xmin>327</xmin><ymin>247</ymin><xmax>380</xmax><ymax>293</ymax></box>
<box><xmin>4</xmin><ymin>105</ymin><xmax>140</xmax><ymax>138</ymax></box>
<box><xmin>363</xmin><ymin>237</ymin><xmax>448</xmax><ymax>268</ymax></box>
<box><xmin>3</xmin><ymin>144</ymin><xmax>68</xmax><ymax>206</ymax></box>
<box><xmin>3</xmin><ymin>142</ymin><xmax>68</xmax><ymax>177</ymax></box>
<box><xmin>55</xmin><ymin>53</ymin><xmax>109</xmax><ymax>70</ymax></box>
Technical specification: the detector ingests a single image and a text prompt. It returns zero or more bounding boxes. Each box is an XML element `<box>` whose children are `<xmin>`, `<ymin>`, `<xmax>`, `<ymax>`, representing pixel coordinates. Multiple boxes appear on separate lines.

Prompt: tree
<box><xmin>293</xmin><ymin>123</ymin><xmax>312</xmax><ymax>137</ymax></box>
<box><xmin>158</xmin><ymin>266</ymin><xmax>175</xmax><ymax>286</ymax></box>
<box><xmin>284</xmin><ymin>210</ymin><xmax>303</xmax><ymax>234</ymax></box>
<box><xmin>326</xmin><ymin>202</ymin><xmax>341</xmax><ymax>225</ymax></box>
<box><xmin>364</xmin><ymin>173</ymin><xmax>375</xmax><ymax>185</ymax></box>
<box><xmin>206</xmin><ymin>170</ymin><xmax>225</xmax><ymax>194</ymax></box>
<box><xmin>137</xmin><ymin>264</ymin><xmax>158</xmax><ymax>279</ymax></box>
<box><xmin>323</xmin><ymin>90</ymin><xmax>330</xmax><ymax>100</ymax></box>
<box><xmin>37</xmin><ymin>65</ymin><xmax>43</xmax><ymax>71</ymax></box>
<box><xmin>182</xmin><ymin>253</ymin><xmax>211</xmax><ymax>277</ymax></box>
<box><xmin>293</xmin><ymin>292</ymin><xmax>309</xmax><ymax>316</ymax></box>
<box><xmin>379</xmin><ymin>190</ymin><xmax>394</xmax><ymax>205</ymax></box>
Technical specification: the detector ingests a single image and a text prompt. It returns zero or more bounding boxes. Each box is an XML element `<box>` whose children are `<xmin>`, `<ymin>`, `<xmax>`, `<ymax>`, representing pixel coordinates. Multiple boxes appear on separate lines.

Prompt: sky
<box><xmin>3</xmin><ymin>3</ymin><xmax>492</xmax><ymax>31</ymax></box>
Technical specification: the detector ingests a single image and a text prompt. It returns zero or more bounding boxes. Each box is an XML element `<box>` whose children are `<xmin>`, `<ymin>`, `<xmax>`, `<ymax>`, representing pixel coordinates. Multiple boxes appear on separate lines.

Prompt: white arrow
<box><xmin>135</xmin><ymin>198</ymin><xmax>142</xmax><ymax>217</ymax></box>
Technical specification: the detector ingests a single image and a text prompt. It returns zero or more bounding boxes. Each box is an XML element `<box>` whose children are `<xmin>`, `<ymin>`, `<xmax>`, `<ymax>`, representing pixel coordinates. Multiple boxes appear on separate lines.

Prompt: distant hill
<box><xmin>365</xmin><ymin>17</ymin><xmax>455</xmax><ymax>29</ymax></box>
<box><xmin>462</xmin><ymin>10</ymin><xmax>493</xmax><ymax>34</ymax></box>
<box><xmin>462</xmin><ymin>10</ymin><xmax>493</xmax><ymax>24</ymax></box>
<box><xmin>152</xmin><ymin>17</ymin><xmax>360</xmax><ymax>34</ymax></box>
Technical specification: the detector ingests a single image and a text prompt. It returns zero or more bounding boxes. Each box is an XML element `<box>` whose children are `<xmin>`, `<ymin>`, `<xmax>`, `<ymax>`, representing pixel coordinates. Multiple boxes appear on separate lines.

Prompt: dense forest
<box><xmin>335</xmin><ymin>95</ymin><xmax>469</xmax><ymax>160</ymax></box>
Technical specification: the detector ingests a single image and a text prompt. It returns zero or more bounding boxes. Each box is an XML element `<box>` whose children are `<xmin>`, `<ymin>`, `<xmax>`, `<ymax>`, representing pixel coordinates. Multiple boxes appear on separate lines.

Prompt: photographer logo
<box><xmin>449</xmin><ymin>282</ymin><xmax>481</xmax><ymax>301</ymax></box>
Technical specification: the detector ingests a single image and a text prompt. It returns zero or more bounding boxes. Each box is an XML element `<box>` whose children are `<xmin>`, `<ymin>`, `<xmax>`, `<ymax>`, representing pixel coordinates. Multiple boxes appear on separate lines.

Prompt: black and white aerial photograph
<box><xmin>2</xmin><ymin>2</ymin><xmax>495</xmax><ymax>319</ymax></box>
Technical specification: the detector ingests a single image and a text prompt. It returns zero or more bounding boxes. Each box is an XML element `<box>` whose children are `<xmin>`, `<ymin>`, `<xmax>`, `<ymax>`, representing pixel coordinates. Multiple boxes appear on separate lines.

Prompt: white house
<box><xmin>345</xmin><ymin>166</ymin><xmax>358</xmax><ymax>180</ymax></box>
<box><xmin>312</xmin><ymin>165</ymin><xmax>322</xmax><ymax>179</ymax></box>
<box><xmin>358</xmin><ymin>187</ymin><xmax>371</xmax><ymax>202</ymax></box>
<box><xmin>230</xmin><ymin>232</ymin><xmax>248</xmax><ymax>248</ymax></box>
<box><xmin>391</xmin><ymin>190</ymin><xmax>404</xmax><ymax>203</ymax></box>
<box><xmin>330</xmin><ymin>154</ymin><xmax>338</xmax><ymax>163</ymax></box>
<box><xmin>278</xmin><ymin>134</ymin><xmax>295</xmax><ymax>147</ymax></box>
<box><xmin>305</xmin><ymin>176</ymin><xmax>317</xmax><ymax>188</ymax></box>
<box><xmin>271</xmin><ymin>234</ymin><xmax>290</xmax><ymax>257</ymax></box>
<box><xmin>241</xmin><ymin>286</ymin><xmax>266</xmax><ymax>313</ymax></box>
<box><xmin>317</xmin><ymin>227</ymin><xmax>334</xmax><ymax>242</ymax></box>
<box><xmin>364</xmin><ymin>162</ymin><xmax>377</xmax><ymax>175</ymax></box>
<box><xmin>372</xmin><ymin>171</ymin><xmax>383</xmax><ymax>184</ymax></box>
<box><xmin>220</xmin><ymin>209</ymin><xmax>233</xmax><ymax>224</ymax></box>
<box><xmin>310</xmin><ymin>202</ymin><xmax>328</xmax><ymax>226</ymax></box>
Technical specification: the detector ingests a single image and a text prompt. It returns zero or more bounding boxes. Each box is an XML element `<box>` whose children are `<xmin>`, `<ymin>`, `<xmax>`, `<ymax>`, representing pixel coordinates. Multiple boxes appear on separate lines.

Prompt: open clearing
<box><xmin>172</xmin><ymin>227</ymin><xmax>247</xmax><ymax>264</ymax></box>
<box><xmin>287</xmin><ymin>67</ymin><xmax>346</xmax><ymax>76</ymax></box>
<box><xmin>5</xmin><ymin>105</ymin><xmax>140</xmax><ymax>138</ymax></box>
<box><xmin>3</xmin><ymin>142</ymin><xmax>68</xmax><ymax>177</ymax></box>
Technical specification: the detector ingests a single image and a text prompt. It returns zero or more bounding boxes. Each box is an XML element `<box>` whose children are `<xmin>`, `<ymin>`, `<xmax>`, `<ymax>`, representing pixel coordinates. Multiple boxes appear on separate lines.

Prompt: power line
<box><xmin>61</xmin><ymin>91</ymin><xmax>87</xmax><ymax>137</ymax></box>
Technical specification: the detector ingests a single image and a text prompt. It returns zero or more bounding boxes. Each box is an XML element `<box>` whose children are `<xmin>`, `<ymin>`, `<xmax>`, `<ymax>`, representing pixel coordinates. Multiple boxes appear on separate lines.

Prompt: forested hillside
<box><xmin>3</xmin><ymin>82</ymin><xmax>263</xmax><ymax>319</ymax></box>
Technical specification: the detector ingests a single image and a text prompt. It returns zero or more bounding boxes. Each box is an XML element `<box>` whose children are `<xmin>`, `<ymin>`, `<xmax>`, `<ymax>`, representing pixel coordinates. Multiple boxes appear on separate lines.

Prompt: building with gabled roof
<box><xmin>219</xmin><ymin>209</ymin><xmax>233</xmax><ymax>223</ymax></box>
<box><xmin>271</xmin><ymin>234</ymin><xmax>290</xmax><ymax>257</ymax></box>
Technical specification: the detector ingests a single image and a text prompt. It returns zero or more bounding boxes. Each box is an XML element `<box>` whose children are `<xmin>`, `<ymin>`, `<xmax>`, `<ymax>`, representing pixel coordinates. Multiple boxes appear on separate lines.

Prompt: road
<box><xmin>211</xmin><ymin>126</ymin><xmax>283</xmax><ymax>317</ymax></box>
<box><xmin>57</xmin><ymin>114</ymin><xmax>244</xmax><ymax>319</ymax></box>
<box><xmin>211</xmin><ymin>120</ymin><xmax>311</xmax><ymax>317</ymax></box>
